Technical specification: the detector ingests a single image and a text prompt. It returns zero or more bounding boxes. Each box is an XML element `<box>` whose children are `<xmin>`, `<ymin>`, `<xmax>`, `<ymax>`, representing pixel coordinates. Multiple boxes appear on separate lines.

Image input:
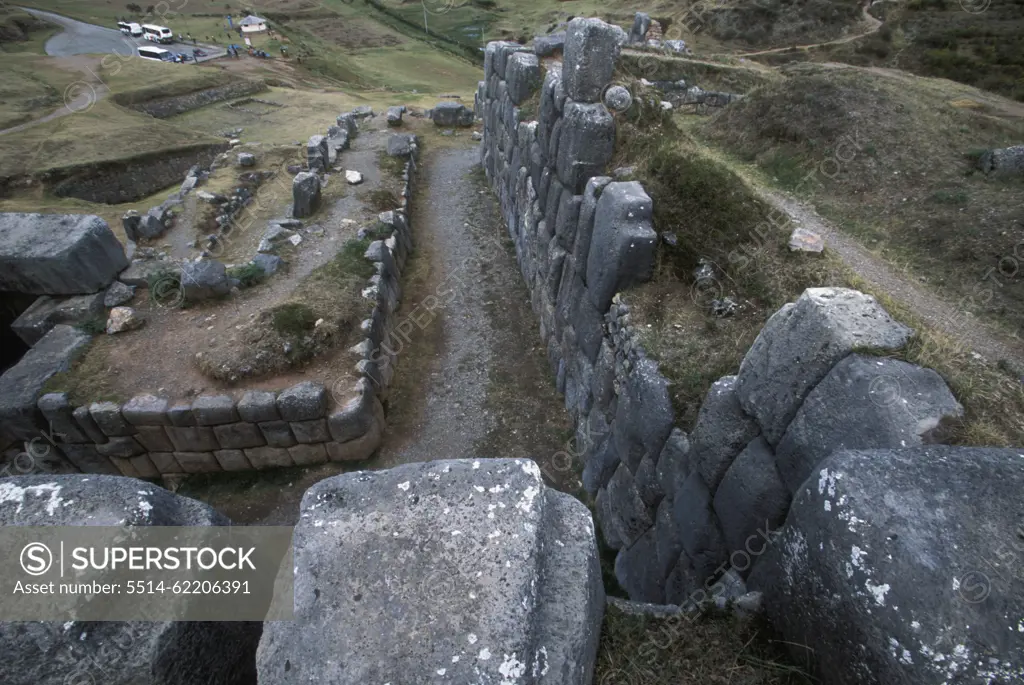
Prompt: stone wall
<box><xmin>4</xmin><ymin>116</ymin><xmax>418</xmax><ymax>477</ymax></box>
<box><xmin>118</xmin><ymin>79</ymin><xmax>268</xmax><ymax>119</ymax></box>
<box><xmin>49</xmin><ymin>144</ymin><xmax>228</xmax><ymax>204</ymax></box>
<box><xmin>478</xmin><ymin>20</ymin><xmax>967</xmax><ymax>609</ymax></box>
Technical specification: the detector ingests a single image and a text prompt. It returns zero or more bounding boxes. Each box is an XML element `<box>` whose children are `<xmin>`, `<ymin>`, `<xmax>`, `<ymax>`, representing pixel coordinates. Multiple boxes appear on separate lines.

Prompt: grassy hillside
<box><xmin>0</xmin><ymin>99</ymin><xmax>222</xmax><ymax>179</ymax></box>
<box><xmin>0</xmin><ymin>6</ymin><xmax>57</xmax><ymax>53</ymax></box>
<box><xmin>0</xmin><ymin>54</ymin><xmax>83</xmax><ymax>129</ymax></box>
<box><xmin>699</xmin><ymin>62</ymin><xmax>1024</xmax><ymax>330</ymax></box>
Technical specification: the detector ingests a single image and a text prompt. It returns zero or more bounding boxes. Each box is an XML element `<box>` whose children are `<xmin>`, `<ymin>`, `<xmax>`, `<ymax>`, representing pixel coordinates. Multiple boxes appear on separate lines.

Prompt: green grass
<box><xmin>0</xmin><ymin>54</ymin><xmax>81</xmax><ymax>130</ymax></box>
<box><xmin>228</xmin><ymin>262</ymin><xmax>267</xmax><ymax>288</ymax></box>
<box><xmin>271</xmin><ymin>302</ymin><xmax>317</xmax><ymax>335</ymax></box>
<box><xmin>0</xmin><ymin>100</ymin><xmax>223</xmax><ymax>179</ymax></box>
<box><xmin>0</xmin><ymin>8</ymin><xmax>59</xmax><ymax>54</ymax></box>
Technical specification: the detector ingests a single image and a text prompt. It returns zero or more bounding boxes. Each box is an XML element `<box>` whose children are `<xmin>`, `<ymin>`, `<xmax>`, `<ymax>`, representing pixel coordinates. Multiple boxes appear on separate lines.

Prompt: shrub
<box><xmin>228</xmin><ymin>262</ymin><xmax>267</xmax><ymax>288</ymax></box>
<box><xmin>271</xmin><ymin>303</ymin><xmax>317</xmax><ymax>336</ymax></box>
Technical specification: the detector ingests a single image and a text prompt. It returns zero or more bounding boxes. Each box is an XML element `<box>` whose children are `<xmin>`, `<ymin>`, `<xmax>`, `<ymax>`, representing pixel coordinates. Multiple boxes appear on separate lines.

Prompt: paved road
<box><xmin>22</xmin><ymin>7</ymin><xmax>225</xmax><ymax>61</ymax></box>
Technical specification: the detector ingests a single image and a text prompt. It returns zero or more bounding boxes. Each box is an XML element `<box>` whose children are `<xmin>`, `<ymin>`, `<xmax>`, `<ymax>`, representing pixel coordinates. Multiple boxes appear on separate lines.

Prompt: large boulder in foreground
<box><xmin>258</xmin><ymin>458</ymin><xmax>604</xmax><ymax>684</ymax></box>
<box><xmin>749</xmin><ymin>447</ymin><xmax>1024</xmax><ymax>685</ymax></box>
<box><xmin>0</xmin><ymin>213</ymin><xmax>128</xmax><ymax>295</ymax></box>
<box><xmin>0</xmin><ymin>474</ymin><xmax>260</xmax><ymax>685</ymax></box>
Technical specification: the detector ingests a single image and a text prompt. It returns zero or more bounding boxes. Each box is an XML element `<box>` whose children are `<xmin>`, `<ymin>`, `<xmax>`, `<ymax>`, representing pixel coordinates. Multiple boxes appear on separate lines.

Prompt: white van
<box><xmin>118</xmin><ymin>21</ymin><xmax>143</xmax><ymax>37</ymax></box>
<box><xmin>138</xmin><ymin>46</ymin><xmax>172</xmax><ymax>62</ymax></box>
<box><xmin>142</xmin><ymin>24</ymin><xmax>174</xmax><ymax>44</ymax></box>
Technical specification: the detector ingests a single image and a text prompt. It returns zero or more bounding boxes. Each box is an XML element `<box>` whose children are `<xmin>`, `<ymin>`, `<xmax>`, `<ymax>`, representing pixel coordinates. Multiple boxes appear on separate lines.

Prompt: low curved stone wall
<box><xmin>119</xmin><ymin>80</ymin><xmax>268</xmax><ymax>119</ymax></box>
<box><xmin>14</xmin><ymin>115</ymin><xmax>418</xmax><ymax>477</ymax></box>
<box><xmin>49</xmin><ymin>144</ymin><xmax>228</xmax><ymax>204</ymax></box>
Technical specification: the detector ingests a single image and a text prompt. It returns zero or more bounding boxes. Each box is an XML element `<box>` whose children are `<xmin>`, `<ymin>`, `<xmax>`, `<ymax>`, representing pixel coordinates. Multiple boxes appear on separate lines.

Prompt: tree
<box><xmin>126</xmin><ymin>3</ymin><xmax>142</xmax><ymax>13</ymax></box>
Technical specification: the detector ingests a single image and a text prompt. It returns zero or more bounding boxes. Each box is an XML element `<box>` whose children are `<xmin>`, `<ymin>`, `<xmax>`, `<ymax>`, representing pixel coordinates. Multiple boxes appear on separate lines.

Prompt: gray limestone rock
<box><xmin>712</xmin><ymin>436</ymin><xmax>790</xmax><ymax>571</ymax></box>
<box><xmin>556</xmin><ymin>102</ymin><xmax>615</xmax><ymax>193</ymax></box>
<box><xmin>386</xmin><ymin>106</ymin><xmax>405</xmax><ymax>126</ymax></box>
<box><xmin>191</xmin><ymin>396</ymin><xmax>238</xmax><ymax>426</ymax></box>
<box><xmin>611</xmin><ymin>356</ymin><xmax>674</xmax><ymax>474</ymax></box>
<box><xmin>0</xmin><ymin>474</ymin><xmax>259</xmax><ymax>685</ymax></box>
<box><xmin>431</xmin><ymin>102</ymin><xmax>474</xmax><ymax>127</ymax></box>
<box><xmin>276</xmin><ymin>381</ymin><xmax>327</xmax><ymax>422</ymax></box>
<box><xmin>506</xmin><ymin>52</ymin><xmax>542</xmax><ymax>105</ymax></box>
<box><xmin>307</xmin><ymin>135</ymin><xmax>329</xmax><ymax>173</ymax></box>
<box><xmin>0</xmin><ymin>325</ymin><xmax>91</xmax><ymax>442</ymax></box>
<box><xmin>180</xmin><ymin>259</ymin><xmax>230</xmax><ymax>301</ymax></box>
<box><xmin>11</xmin><ymin>293</ymin><xmax>104</xmax><ymax>346</ymax></box>
<box><xmin>615</xmin><ymin>528</ymin><xmax>665</xmax><ymax>603</ymax></box>
<box><xmin>978</xmin><ymin>144</ymin><xmax>1024</xmax><ymax>176</ymax></box>
<box><xmin>292</xmin><ymin>172</ymin><xmax>321</xmax><ymax>219</ymax></box>
<box><xmin>103</xmin><ymin>281</ymin><xmax>136</xmax><ymax>308</ymax></box>
<box><xmin>628</xmin><ymin>12</ymin><xmax>651</xmax><ymax>44</ymax></box>
<box><xmin>735</xmin><ymin>288</ymin><xmax>913</xmax><ymax>445</ymax></box>
<box><xmin>585</xmin><ymin>182</ymin><xmax>657</xmax><ymax>312</ymax></box>
<box><xmin>749</xmin><ymin>446</ymin><xmax>1024</xmax><ymax>685</ymax></box>
<box><xmin>598</xmin><ymin>462</ymin><xmax>654</xmax><ymax>550</ymax></box>
<box><xmin>672</xmin><ymin>472</ymin><xmax>729</xmax><ymax>584</ymax></box>
<box><xmin>655</xmin><ymin>428</ymin><xmax>691</xmax><ymax>503</ymax></box>
<box><xmin>0</xmin><ymin>213</ymin><xmax>128</xmax><ymax>295</ymax></box>
<box><xmin>688</xmin><ymin>376</ymin><xmax>762</xmax><ymax>493</ymax></box>
<box><xmin>573</xmin><ymin>176</ymin><xmax>612</xmax><ymax>285</ymax></box>
<box><xmin>237</xmin><ymin>391</ymin><xmax>279</xmax><ymax>423</ymax></box>
<box><xmin>387</xmin><ymin>133</ymin><xmax>417</xmax><ymax>158</ymax></box>
<box><xmin>562</xmin><ymin>18</ymin><xmax>627</xmax><ymax>103</ymax></box>
<box><xmin>774</xmin><ymin>354</ymin><xmax>963</xmax><ymax>493</ymax></box>
<box><xmin>534</xmin><ymin>31</ymin><xmax>566</xmax><ymax>57</ymax></box>
<box><xmin>257</xmin><ymin>459</ymin><xmax>604</xmax><ymax>685</ymax></box>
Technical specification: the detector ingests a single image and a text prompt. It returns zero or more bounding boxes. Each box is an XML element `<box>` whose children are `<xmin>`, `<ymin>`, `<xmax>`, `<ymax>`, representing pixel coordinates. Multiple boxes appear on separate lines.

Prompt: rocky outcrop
<box><xmin>475</xmin><ymin>26</ymin><xmax>1006</xmax><ymax>680</ymax></box>
<box><xmin>0</xmin><ymin>213</ymin><xmax>128</xmax><ymax>295</ymax></box>
<box><xmin>257</xmin><ymin>458</ymin><xmax>604</xmax><ymax>684</ymax></box>
<box><xmin>750</xmin><ymin>446</ymin><xmax>1024</xmax><ymax>685</ymax></box>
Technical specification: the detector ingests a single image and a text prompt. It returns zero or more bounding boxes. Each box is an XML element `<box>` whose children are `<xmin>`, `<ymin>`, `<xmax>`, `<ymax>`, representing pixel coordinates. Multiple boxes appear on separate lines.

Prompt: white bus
<box><xmin>141</xmin><ymin>24</ymin><xmax>174</xmax><ymax>44</ymax></box>
<box><xmin>117</xmin><ymin>21</ymin><xmax>143</xmax><ymax>37</ymax></box>
<box><xmin>137</xmin><ymin>46</ymin><xmax>173</xmax><ymax>62</ymax></box>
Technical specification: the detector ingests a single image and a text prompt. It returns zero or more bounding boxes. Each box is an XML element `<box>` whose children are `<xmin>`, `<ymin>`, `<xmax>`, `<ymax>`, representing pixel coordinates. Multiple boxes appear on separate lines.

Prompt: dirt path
<box><xmin>735</xmin><ymin>0</ymin><xmax>882</xmax><ymax>58</ymax></box>
<box><xmin>765</xmin><ymin>190</ymin><xmax>1024</xmax><ymax>367</ymax></box>
<box><xmin>376</xmin><ymin>145</ymin><xmax>579</xmax><ymax>491</ymax></box>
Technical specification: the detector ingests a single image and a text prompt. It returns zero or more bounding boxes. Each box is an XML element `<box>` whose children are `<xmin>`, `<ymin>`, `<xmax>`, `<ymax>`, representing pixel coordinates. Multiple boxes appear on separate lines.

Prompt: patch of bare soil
<box><xmin>55</xmin><ymin>115</ymin><xmax>406</xmax><ymax>405</ymax></box>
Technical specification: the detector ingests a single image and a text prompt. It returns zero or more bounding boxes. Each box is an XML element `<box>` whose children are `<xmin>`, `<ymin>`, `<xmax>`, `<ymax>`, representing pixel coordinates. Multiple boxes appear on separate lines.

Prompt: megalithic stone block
<box><xmin>585</xmin><ymin>182</ymin><xmax>657</xmax><ymax>312</ymax></box>
<box><xmin>562</xmin><ymin>17</ymin><xmax>627</xmax><ymax>103</ymax></box>
<box><xmin>257</xmin><ymin>459</ymin><xmax>605</xmax><ymax>685</ymax></box>
<box><xmin>556</xmin><ymin>102</ymin><xmax>615</xmax><ymax>193</ymax></box>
